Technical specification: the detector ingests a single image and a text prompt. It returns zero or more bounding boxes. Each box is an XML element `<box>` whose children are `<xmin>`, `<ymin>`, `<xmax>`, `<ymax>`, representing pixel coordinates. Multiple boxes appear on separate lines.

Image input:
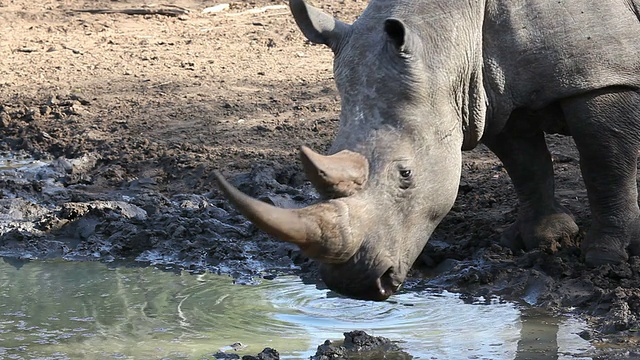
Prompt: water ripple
<box><xmin>0</xmin><ymin>260</ymin><xmax>593</xmax><ymax>360</ymax></box>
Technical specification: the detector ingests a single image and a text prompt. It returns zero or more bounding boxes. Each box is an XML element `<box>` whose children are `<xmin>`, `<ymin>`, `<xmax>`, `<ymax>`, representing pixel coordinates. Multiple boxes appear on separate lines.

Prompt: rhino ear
<box><xmin>461</xmin><ymin>67</ymin><xmax>487</xmax><ymax>150</ymax></box>
<box><xmin>289</xmin><ymin>0</ymin><xmax>350</xmax><ymax>51</ymax></box>
<box><xmin>384</xmin><ymin>18</ymin><xmax>407</xmax><ymax>51</ymax></box>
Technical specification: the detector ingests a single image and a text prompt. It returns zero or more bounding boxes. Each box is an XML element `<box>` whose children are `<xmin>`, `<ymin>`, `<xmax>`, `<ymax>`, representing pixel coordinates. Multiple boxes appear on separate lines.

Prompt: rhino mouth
<box><xmin>320</xmin><ymin>262</ymin><xmax>404</xmax><ymax>301</ymax></box>
<box><xmin>379</xmin><ymin>266</ymin><xmax>404</xmax><ymax>297</ymax></box>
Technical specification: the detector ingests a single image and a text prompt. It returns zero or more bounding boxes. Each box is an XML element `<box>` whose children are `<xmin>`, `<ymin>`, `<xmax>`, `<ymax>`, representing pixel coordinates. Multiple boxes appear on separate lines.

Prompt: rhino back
<box><xmin>484</xmin><ymin>0</ymin><xmax>640</xmax><ymax>109</ymax></box>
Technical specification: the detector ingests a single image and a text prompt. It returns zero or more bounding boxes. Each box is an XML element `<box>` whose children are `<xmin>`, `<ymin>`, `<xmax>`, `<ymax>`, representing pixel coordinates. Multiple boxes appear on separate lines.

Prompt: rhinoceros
<box><xmin>215</xmin><ymin>0</ymin><xmax>640</xmax><ymax>300</ymax></box>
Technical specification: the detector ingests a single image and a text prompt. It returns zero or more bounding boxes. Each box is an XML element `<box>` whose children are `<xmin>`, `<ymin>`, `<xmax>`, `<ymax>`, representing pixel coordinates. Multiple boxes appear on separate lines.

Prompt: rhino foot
<box><xmin>582</xmin><ymin>218</ymin><xmax>640</xmax><ymax>267</ymax></box>
<box><xmin>501</xmin><ymin>211</ymin><xmax>579</xmax><ymax>254</ymax></box>
<box><xmin>582</xmin><ymin>243</ymin><xmax>628</xmax><ymax>267</ymax></box>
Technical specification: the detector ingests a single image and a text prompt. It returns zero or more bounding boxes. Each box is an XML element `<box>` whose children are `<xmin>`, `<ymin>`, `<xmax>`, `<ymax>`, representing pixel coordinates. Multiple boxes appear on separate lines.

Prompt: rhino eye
<box><xmin>399</xmin><ymin>169</ymin><xmax>412</xmax><ymax>179</ymax></box>
<box><xmin>398</xmin><ymin>168</ymin><xmax>413</xmax><ymax>189</ymax></box>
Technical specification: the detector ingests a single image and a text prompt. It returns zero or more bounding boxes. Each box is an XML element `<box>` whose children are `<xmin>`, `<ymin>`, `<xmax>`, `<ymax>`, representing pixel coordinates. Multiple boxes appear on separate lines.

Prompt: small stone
<box><xmin>213</xmin><ymin>352</ymin><xmax>240</xmax><ymax>359</ymax></box>
<box><xmin>578</xmin><ymin>330</ymin><xmax>593</xmax><ymax>340</ymax></box>
<box><xmin>0</xmin><ymin>112</ymin><xmax>10</xmax><ymax>127</ymax></box>
<box><xmin>22</xmin><ymin>108</ymin><xmax>39</xmax><ymax>121</ymax></box>
<box><xmin>202</xmin><ymin>3</ymin><xmax>230</xmax><ymax>13</ymax></box>
<box><xmin>16</xmin><ymin>47</ymin><xmax>37</xmax><ymax>53</ymax></box>
<box><xmin>40</xmin><ymin>105</ymin><xmax>51</xmax><ymax>116</ymax></box>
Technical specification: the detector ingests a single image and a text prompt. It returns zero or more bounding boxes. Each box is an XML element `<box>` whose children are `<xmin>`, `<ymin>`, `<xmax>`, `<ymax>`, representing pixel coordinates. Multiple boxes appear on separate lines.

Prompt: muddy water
<box><xmin>0</xmin><ymin>259</ymin><xmax>593</xmax><ymax>359</ymax></box>
<box><xmin>0</xmin><ymin>152</ymin><xmax>45</xmax><ymax>171</ymax></box>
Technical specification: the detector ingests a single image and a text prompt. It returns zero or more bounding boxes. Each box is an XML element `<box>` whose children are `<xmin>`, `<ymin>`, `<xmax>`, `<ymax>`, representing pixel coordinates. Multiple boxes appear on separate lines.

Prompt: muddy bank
<box><xmin>0</xmin><ymin>146</ymin><xmax>312</xmax><ymax>283</ymax></box>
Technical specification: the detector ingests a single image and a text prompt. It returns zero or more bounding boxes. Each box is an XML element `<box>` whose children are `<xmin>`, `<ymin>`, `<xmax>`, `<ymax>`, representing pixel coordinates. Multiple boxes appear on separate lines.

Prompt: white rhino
<box><xmin>216</xmin><ymin>0</ymin><xmax>640</xmax><ymax>300</ymax></box>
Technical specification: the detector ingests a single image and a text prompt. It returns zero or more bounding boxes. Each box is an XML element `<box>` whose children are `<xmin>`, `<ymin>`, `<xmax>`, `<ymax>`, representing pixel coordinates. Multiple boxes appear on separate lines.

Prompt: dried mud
<box><xmin>1</xmin><ymin>0</ymin><xmax>640</xmax><ymax>358</ymax></box>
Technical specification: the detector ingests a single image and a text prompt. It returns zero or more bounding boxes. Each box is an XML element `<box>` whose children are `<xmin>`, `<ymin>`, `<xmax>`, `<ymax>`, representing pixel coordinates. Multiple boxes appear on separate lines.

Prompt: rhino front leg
<box><xmin>484</xmin><ymin>125</ymin><xmax>579</xmax><ymax>253</ymax></box>
<box><xmin>562</xmin><ymin>88</ymin><xmax>640</xmax><ymax>266</ymax></box>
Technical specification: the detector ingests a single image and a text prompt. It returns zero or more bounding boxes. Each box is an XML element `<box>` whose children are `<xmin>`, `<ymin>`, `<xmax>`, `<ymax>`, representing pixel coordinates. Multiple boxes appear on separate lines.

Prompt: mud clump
<box><xmin>213</xmin><ymin>331</ymin><xmax>412</xmax><ymax>359</ymax></box>
<box><xmin>311</xmin><ymin>331</ymin><xmax>411</xmax><ymax>360</ymax></box>
<box><xmin>241</xmin><ymin>348</ymin><xmax>280</xmax><ymax>360</ymax></box>
<box><xmin>213</xmin><ymin>347</ymin><xmax>280</xmax><ymax>360</ymax></box>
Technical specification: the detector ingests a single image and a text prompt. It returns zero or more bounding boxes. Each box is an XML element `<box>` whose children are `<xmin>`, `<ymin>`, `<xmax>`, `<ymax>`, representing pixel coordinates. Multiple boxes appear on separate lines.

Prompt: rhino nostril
<box><xmin>376</xmin><ymin>267</ymin><xmax>401</xmax><ymax>298</ymax></box>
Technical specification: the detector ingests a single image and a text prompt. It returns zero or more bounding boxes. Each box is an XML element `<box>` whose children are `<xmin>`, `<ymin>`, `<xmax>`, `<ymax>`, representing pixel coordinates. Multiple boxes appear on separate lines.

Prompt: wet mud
<box><xmin>1</xmin><ymin>0</ymin><xmax>640</xmax><ymax>358</ymax></box>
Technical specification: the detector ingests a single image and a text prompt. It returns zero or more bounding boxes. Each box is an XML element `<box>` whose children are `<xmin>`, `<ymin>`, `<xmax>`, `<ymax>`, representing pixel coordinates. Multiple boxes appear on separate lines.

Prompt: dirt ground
<box><xmin>1</xmin><ymin>0</ymin><xmax>640</xmax><ymax>358</ymax></box>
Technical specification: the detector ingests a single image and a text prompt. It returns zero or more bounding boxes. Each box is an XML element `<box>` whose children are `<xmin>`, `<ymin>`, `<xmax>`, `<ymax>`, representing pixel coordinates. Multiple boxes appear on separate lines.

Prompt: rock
<box><xmin>311</xmin><ymin>331</ymin><xmax>410</xmax><ymax>360</ymax></box>
<box><xmin>241</xmin><ymin>347</ymin><xmax>279</xmax><ymax>360</ymax></box>
<box><xmin>310</xmin><ymin>340</ymin><xmax>346</xmax><ymax>360</ymax></box>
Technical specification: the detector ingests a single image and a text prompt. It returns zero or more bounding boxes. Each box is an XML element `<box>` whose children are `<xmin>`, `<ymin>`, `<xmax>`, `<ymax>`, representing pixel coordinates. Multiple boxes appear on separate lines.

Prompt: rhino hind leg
<box><xmin>484</xmin><ymin>125</ymin><xmax>579</xmax><ymax>253</ymax></box>
<box><xmin>562</xmin><ymin>87</ymin><xmax>640</xmax><ymax>266</ymax></box>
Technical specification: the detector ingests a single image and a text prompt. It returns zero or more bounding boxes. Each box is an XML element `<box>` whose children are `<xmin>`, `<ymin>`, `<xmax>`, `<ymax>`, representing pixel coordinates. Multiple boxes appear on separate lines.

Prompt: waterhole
<box><xmin>0</xmin><ymin>258</ymin><xmax>593</xmax><ymax>359</ymax></box>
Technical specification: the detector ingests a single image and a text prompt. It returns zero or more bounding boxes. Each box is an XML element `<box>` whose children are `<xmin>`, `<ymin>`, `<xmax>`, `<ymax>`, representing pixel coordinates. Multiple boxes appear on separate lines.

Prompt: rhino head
<box><xmin>215</xmin><ymin>0</ymin><xmax>487</xmax><ymax>300</ymax></box>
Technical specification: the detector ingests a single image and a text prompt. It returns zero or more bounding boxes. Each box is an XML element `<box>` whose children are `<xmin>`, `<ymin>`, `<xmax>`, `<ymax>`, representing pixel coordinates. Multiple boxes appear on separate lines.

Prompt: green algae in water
<box><xmin>0</xmin><ymin>259</ymin><xmax>309</xmax><ymax>359</ymax></box>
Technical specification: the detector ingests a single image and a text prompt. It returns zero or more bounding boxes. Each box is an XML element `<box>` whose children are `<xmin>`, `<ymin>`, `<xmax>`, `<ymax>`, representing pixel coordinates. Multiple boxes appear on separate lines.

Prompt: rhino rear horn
<box><xmin>214</xmin><ymin>171</ymin><xmax>361</xmax><ymax>263</ymax></box>
<box><xmin>300</xmin><ymin>146</ymin><xmax>369</xmax><ymax>198</ymax></box>
<box><xmin>289</xmin><ymin>0</ymin><xmax>350</xmax><ymax>51</ymax></box>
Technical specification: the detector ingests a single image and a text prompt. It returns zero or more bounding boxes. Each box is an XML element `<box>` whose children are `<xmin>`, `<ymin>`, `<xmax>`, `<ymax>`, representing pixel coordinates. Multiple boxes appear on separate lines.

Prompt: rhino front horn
<box><xmin>299</xmin><ymin>146</ymin><xmax>369</xmax><ymax>198</ymax></box>
<box><xmin>213</xmin><ymin>171</ymin><xmax>362</xmax><ymax>263</ymax></box>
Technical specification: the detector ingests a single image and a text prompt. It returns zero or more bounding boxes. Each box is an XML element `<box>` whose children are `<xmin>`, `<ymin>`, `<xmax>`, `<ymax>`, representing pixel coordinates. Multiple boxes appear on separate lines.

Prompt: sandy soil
<box><xmin>1</xmin><ymin>0</ymin><xmax>640</xmax><ymax>358</ymax></box>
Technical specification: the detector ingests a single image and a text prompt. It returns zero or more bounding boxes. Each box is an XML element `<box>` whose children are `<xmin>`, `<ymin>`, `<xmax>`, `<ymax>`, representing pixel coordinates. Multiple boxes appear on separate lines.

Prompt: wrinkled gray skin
<box><xmin>217</xmin><ymin>0</ymin><xmax>640</xmax><ymax>300</ymax></box>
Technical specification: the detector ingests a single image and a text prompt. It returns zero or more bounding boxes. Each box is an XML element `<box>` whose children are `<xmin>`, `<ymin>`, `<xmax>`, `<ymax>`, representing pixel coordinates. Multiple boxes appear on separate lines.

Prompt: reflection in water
<box><xmin>0</xmin><ymin>259</ymin><xmax>593</xmax><ymax>359</ymax></box>
<box><xmin>515</xmin><ymin>309</ymin><xmax>593</xmax><ymax>360</ymax></box>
